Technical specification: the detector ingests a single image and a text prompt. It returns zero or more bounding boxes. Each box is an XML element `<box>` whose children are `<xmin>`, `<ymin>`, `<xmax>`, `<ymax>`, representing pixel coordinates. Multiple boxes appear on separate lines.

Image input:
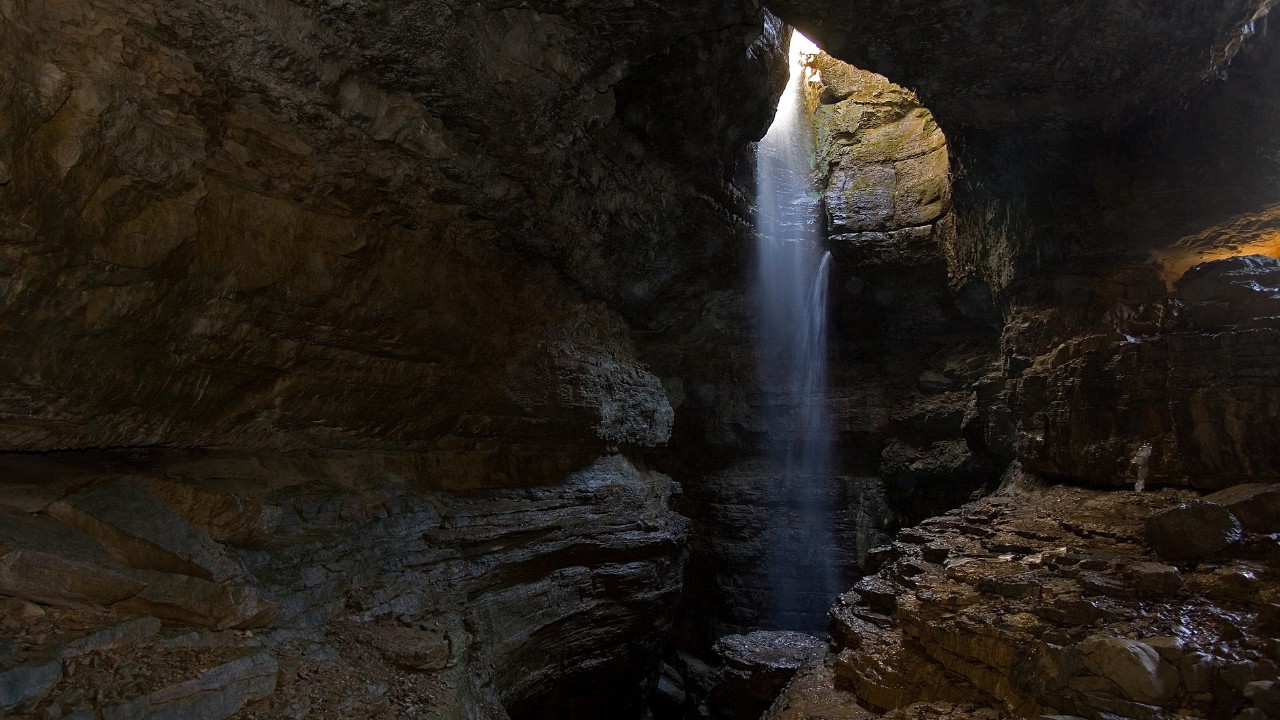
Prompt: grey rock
<box><xmin>0</xmin><ymin>505</ymin><xmax>146</xmax><ymax>608</ymax></box>
<box><xmin>0</xmin><ymin>658</ymin><xmax>61</xmax><ymax>712</ymax></box>
<box><xmin>711</xmin><ymin>632</ymin><xmax>823</xmax><ymax>720</ymax></box>
<box><xmin>1243</xmin><ymin>680</ymin><xmax>1280</xmax><ymax>717</ymax></box>
<box><xmin>1124</xmin><ymin>561</ymin><xmax>1184</xmax><ymax>599</ymax></box>
<box><xmin>1179</xmin><ymin>652</ymin><xmax>1216</xmax><ymax>694</ymax></box>
<box><xmin>1139</xmin><ymin>636</ymin><xmax>1185</xmax><ymax>663</ymax></box>
<box><xmin>59</xmin><ymin>616</ymin><xmax>163</xmax><ymax>658</ymax></box>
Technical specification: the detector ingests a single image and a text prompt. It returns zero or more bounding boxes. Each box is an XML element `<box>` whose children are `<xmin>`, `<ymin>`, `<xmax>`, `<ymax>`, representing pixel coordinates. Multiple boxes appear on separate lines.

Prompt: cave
<box><xmin>1</xmin><ymin>1</ymin><xmax>1278</xmax><ymax>719</ymax></box>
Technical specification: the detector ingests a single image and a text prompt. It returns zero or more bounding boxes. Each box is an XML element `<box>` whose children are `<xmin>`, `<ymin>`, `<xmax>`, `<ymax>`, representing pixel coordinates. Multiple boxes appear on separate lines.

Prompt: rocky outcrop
<box><xmin>978</xmin><ymin>254</ymin><xmax>1280</xmax><ymax>490</ymax></box>
<box><xmin>0</xmin><ymin>0</ymin><xmax>780</xmax><ymax>714</ymax></box>
<box><xmin>0</xmin><ymin>451</ymin><xmax>687</xmax><ymax>719</ymax></box>
<box><xmin>766</xmin><ymin>482</ymin><xmax>1280</xmax><ymax>720</ymax></box>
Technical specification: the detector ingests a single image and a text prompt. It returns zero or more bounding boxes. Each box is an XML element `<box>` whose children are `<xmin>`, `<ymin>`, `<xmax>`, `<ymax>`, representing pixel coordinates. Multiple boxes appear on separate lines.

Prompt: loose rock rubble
<box><xmin>766</xmin><ymin>483</ymin><xmax>1280</xmax><ymax>720</ymax></box>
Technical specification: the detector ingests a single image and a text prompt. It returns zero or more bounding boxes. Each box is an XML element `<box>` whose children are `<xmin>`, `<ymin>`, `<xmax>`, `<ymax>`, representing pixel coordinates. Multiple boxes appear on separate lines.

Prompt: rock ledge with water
<box><xmin>765</xmin><ymin>483</ymin><xmax>1280</xmax><ymax>720</ymax></box>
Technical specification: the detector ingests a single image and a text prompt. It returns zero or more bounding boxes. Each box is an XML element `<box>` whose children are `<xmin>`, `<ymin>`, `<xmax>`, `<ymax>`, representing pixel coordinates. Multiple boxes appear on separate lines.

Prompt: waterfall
<box><xmin>755</xmin><ymin>30</ymin><xmax>840</xmax><ymax>632</ymax></box>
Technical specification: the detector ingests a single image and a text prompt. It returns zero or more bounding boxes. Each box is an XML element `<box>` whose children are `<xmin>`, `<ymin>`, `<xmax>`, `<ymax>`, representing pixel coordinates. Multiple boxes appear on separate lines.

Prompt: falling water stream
<box><xmin>755</xmin><ymin>30</ymin><xmax>840</xmax><ymax>632</ymax></box>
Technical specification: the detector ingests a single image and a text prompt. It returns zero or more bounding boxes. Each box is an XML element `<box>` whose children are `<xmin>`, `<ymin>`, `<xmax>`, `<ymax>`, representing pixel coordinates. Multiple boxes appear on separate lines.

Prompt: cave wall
<box><xmin>3</xmin><ymin>0</ymin><xmax>1280</xmax><ymax>717</ymax></box>
<box><xmin>0</xmin><ymin>0</ymin><xmax>786</xmax><ymax>717</ymax></box>
<box><xmin>766</xmin><ymin>1</ymin><xmax>1280</xmax><ymax>492</ymax></box>
<box><xmin>955</xmin><ymin>26</ymin><xmax>1280</xmax><ymax>490</ymax></box>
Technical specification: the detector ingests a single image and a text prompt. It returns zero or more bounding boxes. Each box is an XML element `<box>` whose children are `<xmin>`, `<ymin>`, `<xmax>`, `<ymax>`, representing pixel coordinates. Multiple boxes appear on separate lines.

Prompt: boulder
<box><xmin>97</xmin><ymin>649</ymin><xmax>277</xmax><ymax>720</ymax></box>
<box><xmin>112</xmin><ymin>569</ymin><xmax>277</xmax><ymax>630</ymax></box>
<box><xmin>0</xmin><ymin>658</ymin><xmax>61</xmax><ymax>713</ymax></box>
<box><xmin>1078</xmin><ymin>636</ymin><xmax>1180</xmax><ymax>705</ymax></box>
<box><xmin>711</xmin><ymin>631</ymin><xmax>823</xmax><ymax>720</ymax></box>
<box><xmin>1122</xmin><ymin>561</ymin><xmax>1183</xmax><ymax>600</ymax></box>
<box><xmin>1143</xmin><ymin>500</ymin><xmax>1242</xmax><ymax>562</ymax></box>
<box><xmin>1202</xmin><ymin>483</ymin><xmax>1280</xmax><ymax>533</ymax></box>
<box><xmin>1175</xmin><ymin>256</ymin><xmax>1280</xmax><ymax>330</ymax></box>
<box><xmin>365</xmin><ymin>622</ymin><xmax>453</xmax><ymax>672</ymax></box>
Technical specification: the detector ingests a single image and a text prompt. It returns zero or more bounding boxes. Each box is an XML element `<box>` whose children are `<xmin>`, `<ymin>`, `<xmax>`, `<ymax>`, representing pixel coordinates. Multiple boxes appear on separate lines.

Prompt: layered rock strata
<box><xmin>0</xmin><ymin>451</ymin><xmax>686</xmax><ymax>719</ymax></box>
<box><xmin>766</xmin><ymin>482</ymin><xmax>1280</xmax><ymax>720</ymax></box>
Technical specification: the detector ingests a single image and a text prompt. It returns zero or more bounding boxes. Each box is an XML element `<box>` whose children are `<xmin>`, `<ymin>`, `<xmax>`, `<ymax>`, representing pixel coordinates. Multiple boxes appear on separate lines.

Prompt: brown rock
<box><xmin>1144</xmin><ymin>500</ymin><xmax>1243</xmax><ymax>562</ymax></box>
<box><xmin>1202</xmin><ymin>483</ymin><xmax>1280</xmax><ymax>533</ymax></box>
<box><xmin>367</xmin><ymin>623</ymin><xmax>453</xmax><ymax>672</ymax></box>
<box><xmin>112</xmin><ymin>569</ymin><xmax>277</xmax><ymax>630</ymax></box>
<box><xmin>1077</xmin><ymin>636</ymin><xmax>1179</xmax><ymax>705</ymax></box>
<box><xmin>138</xmin><ymin>477</ymin><xmax>282</xmax><ymax>548</ymax></box>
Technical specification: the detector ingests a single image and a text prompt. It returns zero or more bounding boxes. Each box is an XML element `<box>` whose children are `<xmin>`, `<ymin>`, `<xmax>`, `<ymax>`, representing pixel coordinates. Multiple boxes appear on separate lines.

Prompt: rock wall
<box><xmin>0</xmin><ymin>0</ymin><xmax>788</xmax><ymax>461</ymax></box>
<box><xmin>0</xmin><ymin>0</ymin><xmax>784</xmax><ymax>716</ymax></box>
<box><xmin>759</xmin><ymin>2</ymin><xmax>1280</xmax><ymax>494</ymax></box>
<box><xmin>958</xmin><ymin>27</ymin><xmax>1280</xmax><ymax>490</ymax></box>
<box><xmin>0</xmin><ymin>450</ymin><xmax>687</xmax><ymax>719</ymax></box>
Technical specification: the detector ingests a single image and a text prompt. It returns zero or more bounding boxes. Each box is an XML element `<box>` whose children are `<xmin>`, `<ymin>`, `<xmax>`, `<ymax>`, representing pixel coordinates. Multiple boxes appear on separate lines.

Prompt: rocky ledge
<box><xmin>0</xmin><ymin>451</ymin><xmax>686</xmax><ymax>719</ymax></box>
<box><xmin>767</xmin><ymin>481</ymin><xmax>1280</xmax><ymax>720</ymax></box>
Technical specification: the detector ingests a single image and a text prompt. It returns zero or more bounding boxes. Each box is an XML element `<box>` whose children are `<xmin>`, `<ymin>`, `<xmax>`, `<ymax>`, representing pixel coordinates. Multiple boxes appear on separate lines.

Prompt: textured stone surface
<box><xmin>1078</xmin><ymin>636</ymin><xmax>1179</xmax><ymax>705</ymax></box>
<box><xmin>139</xmin><ymin>476</ymin><xmax>282</xmax><ymax>549</ymax></box>
<box><xmin>1144</xmin><ymin>500</ymin><xmax>1244</xmax><ymax>562</ymax></box>
<box><xmin>709</xmin><ymin>631</ymin><xmax>822</xmax><ymax>720</ymax></box>
<box><xmin>46</xmin><ymin>477</ymin><xmax>246</xmax><ymax>583</ymax></box>
<box><xmin>776</xmin><ymin>485</ymin><xmax>1280</xmax><ymax>719</ymax></box>
<box><xmin>0</xmin><ymin>505</ymin><xmax>146</xmax><ymax>608</ymax></box>
<box><xmin>0</xmin><ymin>0</ymin><xmax>780</xmax><ymax>462</ymax></box>
<box><xmin>0</xmin><ymin>451</ymin><xmax>688</xmax><ymax>719</ymax></box>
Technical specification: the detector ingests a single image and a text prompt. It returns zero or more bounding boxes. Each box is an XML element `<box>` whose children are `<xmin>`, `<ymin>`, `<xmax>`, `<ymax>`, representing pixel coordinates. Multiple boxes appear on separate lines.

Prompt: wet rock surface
<box><xmin>1144</xmin><ymin>501</ymin><xmax>1244</xmax><ymax>562</ymax></box>
<box><xmin>709</xmin><ymin>631</ymin><xmax>822</xmax><ymax>720</ymax></box>
<box><xmin>766</xmin><ymin>483</ymin><xmax>1280</xmax><ymax>720</ymax></box>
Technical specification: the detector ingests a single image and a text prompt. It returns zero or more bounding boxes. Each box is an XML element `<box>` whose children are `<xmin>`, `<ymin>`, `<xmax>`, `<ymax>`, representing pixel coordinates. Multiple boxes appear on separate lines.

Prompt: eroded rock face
<box><xmin>955</xmin><ymin>27</ymin><xmax>1280</xmax><ymax>491</ymax></box>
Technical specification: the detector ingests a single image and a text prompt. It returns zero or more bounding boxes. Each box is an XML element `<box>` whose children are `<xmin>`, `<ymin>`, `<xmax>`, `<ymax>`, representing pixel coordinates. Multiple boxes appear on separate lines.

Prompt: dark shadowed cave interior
<box><xmin>1</xmin><ymin>1</ymin><xmax>1279</xmax><ymax>719</ymax></box>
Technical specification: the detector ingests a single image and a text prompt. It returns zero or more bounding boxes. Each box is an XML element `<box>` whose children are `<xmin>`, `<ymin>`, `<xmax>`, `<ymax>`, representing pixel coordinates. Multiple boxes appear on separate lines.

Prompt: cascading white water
<box><xmin>754</xmin><ymin>30</ymin><xmax>840</xmax><ymax>632</ymax></box>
